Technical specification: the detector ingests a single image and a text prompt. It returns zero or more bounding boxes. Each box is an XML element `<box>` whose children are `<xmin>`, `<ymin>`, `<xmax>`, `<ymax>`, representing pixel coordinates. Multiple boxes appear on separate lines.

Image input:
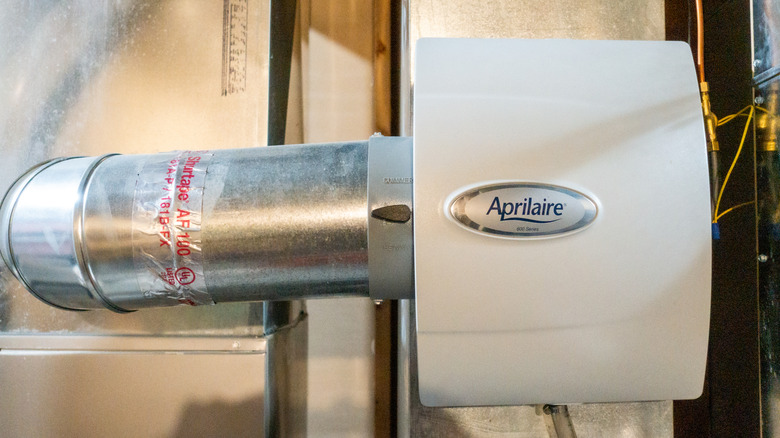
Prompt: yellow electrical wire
<box><xmin>719</xmin><ymin>106</ymin><xmax>769</xmax><ymax>126</ymax></box>
<box><xmin>714</xmin><ymin>201</ymin><xmax>755</xmax><ymax>222</ymax></box>
<box><xmin>713</xmin><ymin>105</ymin><xmax>754</xmax><ymax>223</ymax></box>
<box><xmin>717</xmin><ymin>105</ymin><xmax>753</xmax><ymax>126</ymax></box>
<box><xmin>718</xmin><ymin>114</ymin><xmax>746</xmax><ymax>125</ymax></box>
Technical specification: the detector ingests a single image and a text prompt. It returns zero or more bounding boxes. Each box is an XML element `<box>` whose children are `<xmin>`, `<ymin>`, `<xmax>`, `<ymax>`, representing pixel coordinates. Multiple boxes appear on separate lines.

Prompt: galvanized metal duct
<box><xmin>0</xmin><ymin>138</ymin><xmax>413</xmax><ymax>312</ymax></box>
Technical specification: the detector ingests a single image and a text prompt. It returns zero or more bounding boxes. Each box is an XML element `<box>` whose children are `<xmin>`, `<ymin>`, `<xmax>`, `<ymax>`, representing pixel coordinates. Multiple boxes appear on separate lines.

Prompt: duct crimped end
<box><xmin>0</xmin><ymin>156</ymin><xmax>123</xmax><ymax>312</ymax></box>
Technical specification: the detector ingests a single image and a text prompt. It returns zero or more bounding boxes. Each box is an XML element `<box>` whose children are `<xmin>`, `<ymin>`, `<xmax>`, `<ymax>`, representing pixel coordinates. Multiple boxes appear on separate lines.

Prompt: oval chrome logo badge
<box><xmin>448</xmin><ymin>183</ymin><xmax>598</xmax><ymax>239</ymax></box>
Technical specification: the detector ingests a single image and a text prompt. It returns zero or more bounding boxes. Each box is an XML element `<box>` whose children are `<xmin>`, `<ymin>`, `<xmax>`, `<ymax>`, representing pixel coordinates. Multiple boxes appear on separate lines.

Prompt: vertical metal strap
<box><xmin>267</xmin><ymin>0</ymin><xmax>299</xmax><ymax>147</ymax></box>
<box><xmin>264</xmin><ymin>301</ymin><xmax>308</xmax><ymax>438</ymax></box>
<box><xmin>396</xmin><ymin>1</ymin><xmax>413</xmax><ymax>436</ymax></box>
<box><xmin>266</xmin><ymin>1</ymin><xmax>306</xmax><ymax>436</ymax></box>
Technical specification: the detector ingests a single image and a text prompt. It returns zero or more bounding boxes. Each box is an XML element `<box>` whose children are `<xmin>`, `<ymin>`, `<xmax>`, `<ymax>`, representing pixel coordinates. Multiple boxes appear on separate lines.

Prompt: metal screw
<box><xmin>756</xmin><ymin>96</ymin><xmax>766</xmax><ymax>105</ymax></box>
<box><xmin>759</xmin><ymin>254</ymin><xmax>769</xmax><ymax>263</ymax></box>
<box><xmin>754</xmin><ymin>59</ymin><xmax>763</xmax><ymax>69</ymax></box>
<box><xmin>232</xmin><ymin>341</ymin><xmax>241</xmax><ymax>349</ymax></box>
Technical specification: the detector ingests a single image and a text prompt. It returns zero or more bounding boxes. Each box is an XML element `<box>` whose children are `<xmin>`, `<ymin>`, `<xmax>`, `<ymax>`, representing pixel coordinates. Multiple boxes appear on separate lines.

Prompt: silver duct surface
<box><xmin>0</xmin><ymin>2</ymin><xmax>286</xmax><ymax>437</ymax></box>
<box><xmin>2</xmin><ymin>142</ymin><xmax>369</xmax><ymax>312</ymax></box>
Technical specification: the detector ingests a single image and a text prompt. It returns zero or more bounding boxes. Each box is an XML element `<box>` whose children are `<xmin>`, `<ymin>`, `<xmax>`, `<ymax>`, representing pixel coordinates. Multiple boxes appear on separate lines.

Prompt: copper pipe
<box><xmin>695</xmin><ymin>0</ymin><xmax>705</xmax><ymax>82</ymax></box>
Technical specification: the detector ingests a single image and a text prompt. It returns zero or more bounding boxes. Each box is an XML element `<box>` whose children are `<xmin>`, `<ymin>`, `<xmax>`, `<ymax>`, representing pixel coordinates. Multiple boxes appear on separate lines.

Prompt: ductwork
<box><xmin>0</xmin><ymin>137</ymin><xmax>413</xmax><ymax>312</ymax></box>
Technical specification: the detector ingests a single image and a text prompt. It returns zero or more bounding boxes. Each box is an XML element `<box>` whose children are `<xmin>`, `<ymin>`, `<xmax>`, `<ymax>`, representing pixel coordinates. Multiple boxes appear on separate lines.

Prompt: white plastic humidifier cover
<box><xmin>413</xmin><ymin>38</ymin><xmax>711</xmax><ymax>407</ymax></box>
